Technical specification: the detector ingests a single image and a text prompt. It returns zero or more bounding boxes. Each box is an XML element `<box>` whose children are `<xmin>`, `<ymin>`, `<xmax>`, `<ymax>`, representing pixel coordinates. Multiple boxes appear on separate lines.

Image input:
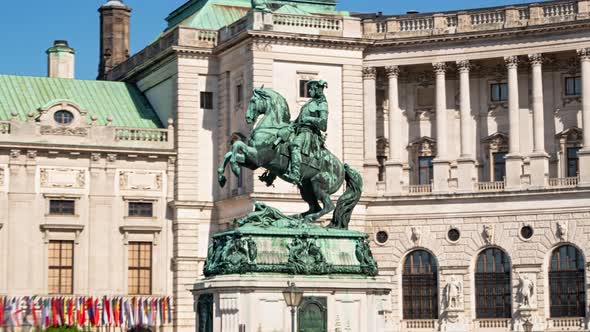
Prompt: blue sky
<box><xmin>0</xmin><ymin>0</ymin><xmax>542</xmax><ymax>80</ymax></box>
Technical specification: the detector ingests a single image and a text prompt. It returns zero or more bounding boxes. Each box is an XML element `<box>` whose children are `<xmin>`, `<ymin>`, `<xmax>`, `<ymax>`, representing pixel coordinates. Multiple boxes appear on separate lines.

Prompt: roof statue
<box><xmin>205</xmin><ymin>82</ymin><xmax>377</xmax><ymax>277</ymax></box>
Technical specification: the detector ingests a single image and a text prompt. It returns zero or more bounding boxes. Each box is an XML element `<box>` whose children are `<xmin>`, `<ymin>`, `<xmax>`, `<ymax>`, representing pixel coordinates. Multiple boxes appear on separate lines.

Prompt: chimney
<box><xmin>47</xmin><ymin>40</ymin><xmax>75</xmax><ymax>79</ymax></box>
<box><xmin>98</xmin><ymin>0</ymin><xmax>131</xmax><ymax>80</ymax></box>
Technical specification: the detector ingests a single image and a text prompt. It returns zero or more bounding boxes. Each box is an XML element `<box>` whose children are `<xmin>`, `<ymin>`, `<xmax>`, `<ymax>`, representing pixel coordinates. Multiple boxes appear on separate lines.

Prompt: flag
<box><xmin>167</xmin><ymin>297</ymin><xmax>172</xmax><ymax>324</ymax></box>
<box><xmin>31</xmin><ymin>296</ymin><xmax>38</xmax><ymax>327</ymax></box>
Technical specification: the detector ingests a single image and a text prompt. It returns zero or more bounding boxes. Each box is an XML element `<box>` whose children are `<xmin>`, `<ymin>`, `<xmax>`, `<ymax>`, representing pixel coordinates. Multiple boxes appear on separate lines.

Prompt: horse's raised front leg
<box><xmin>229</xmin><ymin>140</ymin><xmax>260</xmax><ymax>178</ymax></box>
<box><xmin>217</xmin><ymin>151</ymin><xmax>233</xmax><ymax>187</ymax></box>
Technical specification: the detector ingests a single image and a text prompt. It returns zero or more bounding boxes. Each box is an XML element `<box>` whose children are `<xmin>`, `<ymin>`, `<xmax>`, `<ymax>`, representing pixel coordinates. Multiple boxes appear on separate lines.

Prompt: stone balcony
<box><xmin>362</xmin><ymin>0</ymin><xmax>589</xmax><ymax>39</ymax></box>
<box><xmin>0</xmin><ymin>120</ymin><xmax>174</xmax><ymax>152</ymax></box>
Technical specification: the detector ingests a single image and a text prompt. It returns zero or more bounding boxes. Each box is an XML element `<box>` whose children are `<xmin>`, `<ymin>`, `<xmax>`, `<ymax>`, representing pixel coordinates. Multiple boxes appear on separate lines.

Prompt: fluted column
<box><xmin>432</xmin><ymin>62</ymin><xmax>450</xmax><ymax>193</ymax></box>
<box><xmin>504</xmin><ymin>56</ymin><xmax>524</xmax><ymax>189</ymax></box>
<box><xmin>528</xmin><ymin>54</ymin><xmax>549</xmax><ymax>188</ymax></box>
<box><xmin>456</xmin><ymin>60</ymin><xmax>476</xmax><ymax>192</ymax></box>
<box><xmin>363</xmin><ymin>67</ymin><xmax>379</xmax><ymax>194</ymax></box>
<box><xmin>578</xmin><ymin>48</ymin><xmax>590</xmax><ymax>186</ymax></box>
<box><xmin>385</xmin><ymin>66</ymin><xmax>403</xmax><ymax>194</ymax></box>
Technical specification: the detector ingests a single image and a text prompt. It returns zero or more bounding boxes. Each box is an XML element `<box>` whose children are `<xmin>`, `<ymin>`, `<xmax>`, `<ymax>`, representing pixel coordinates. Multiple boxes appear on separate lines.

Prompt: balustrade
<box><xmin>543</xmin><ymin>1</ymin><xmax>577</xmax><ymax>17</ymax></box>
<box><xmin>273</xmin><ymin>14</ymin><xmax>342</xmax><ymax>31</ymax></box>
<box><xmin>476</xmin><ymin>181</ymin><xmax>505</xmax><ymax>192</ymax></box>
<box><xmin>477</xmin><ymin>319</ymin><xmax>510</xmax><ymax>328</ymax></box>
<box><xmin>115</xmin><ymin>128</ymin><xmax>169</xmax><ymax>142</ymax></box>
<box><xmin>548</xmin><ymin>177</ymin><xmax>579</xmax><ymax>188</ymax></box>
<box><xmin>405</xmin><ymin>319</ymin><xmax>435</xmax><ymax>329</ymax></box>
<box><xmin>471</xmin><ymin>11</ymin><xmax>505</xmax><ymax>25</ymax></box>
<box><xmin>399</xmin><ymin>17</ymin><xmax>433</xmax><ymax>31</ymax></box>
<box><xmin>405</xmin><ymin>184</ymin><xmax>433</xmax><ymax>195</ymax></box>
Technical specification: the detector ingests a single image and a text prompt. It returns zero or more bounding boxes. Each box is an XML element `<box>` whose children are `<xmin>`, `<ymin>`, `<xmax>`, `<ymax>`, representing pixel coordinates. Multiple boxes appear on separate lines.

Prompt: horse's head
<box><xmin>246</xmin><ymin>86</ymin><xmax>268</xmax><ymax>124</ymax></box>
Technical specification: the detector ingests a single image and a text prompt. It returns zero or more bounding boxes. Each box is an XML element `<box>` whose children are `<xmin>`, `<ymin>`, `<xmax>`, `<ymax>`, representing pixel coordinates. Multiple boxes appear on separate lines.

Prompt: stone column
<box><xmin>578</xmin><ymin>48</ymin><xmax>590</xmax><ymax>186</ymax></box>
<box><xmin>504</xmin><ymin>56</ymin><xmax>524</xmax><ymax>190</ymax></box>
<box><xmin>432</xmin><ymin>62</ymin><xmax>450</xmax><ymax>193</ymax></box>
<box><xmin>528</xmin><ymin>54</ymin><xmax>549</xmax><ymax>188</ymax></box>
<box><xmin>363</xmin><ymin>67</ymin><xmax>379</xmax><ymax>194</ymax></box>
<box><xmin>385</xmin><ymin>66</ymin><xmax>403</xmax><ymax>195</ymax></box>
<box><xmin>456</xmin><ymin>60</ymin><xmax>476</xmax><ymax>192</ymax></box>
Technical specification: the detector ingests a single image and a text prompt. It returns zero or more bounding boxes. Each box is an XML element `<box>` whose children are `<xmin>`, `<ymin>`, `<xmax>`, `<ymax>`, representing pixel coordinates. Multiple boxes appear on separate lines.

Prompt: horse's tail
<box><xmin>331</xmin><ymin>164</ymin><xmax>363</xmax><ymax>229</ymax></box>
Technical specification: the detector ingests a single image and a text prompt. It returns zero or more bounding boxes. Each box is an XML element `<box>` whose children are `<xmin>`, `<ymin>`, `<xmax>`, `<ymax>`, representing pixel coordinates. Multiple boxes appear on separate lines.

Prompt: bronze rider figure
<box><xmin>282</xmin><ymin>80</ymin><xmax>329</xmax><ymax>185</ymax></box>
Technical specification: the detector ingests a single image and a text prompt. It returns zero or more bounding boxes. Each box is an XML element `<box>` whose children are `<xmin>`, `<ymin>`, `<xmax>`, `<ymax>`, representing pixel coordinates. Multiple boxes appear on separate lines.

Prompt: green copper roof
<box><xmin>0</xmin><ymin>75</ymin><xmax>162</xmax><ymax>128</ymax></box>
<box><xmin>166</xmin><ymin>0</ymin><xmax>347</xmax><ymax>31</ymax></box>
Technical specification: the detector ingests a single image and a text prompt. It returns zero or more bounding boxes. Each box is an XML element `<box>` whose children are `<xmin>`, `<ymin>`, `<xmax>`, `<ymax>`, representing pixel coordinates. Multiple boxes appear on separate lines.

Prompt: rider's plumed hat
<box><xmin>308</xmin><ymin>79</ymin><xmax>328</xmax><ymax>89</ymax></box>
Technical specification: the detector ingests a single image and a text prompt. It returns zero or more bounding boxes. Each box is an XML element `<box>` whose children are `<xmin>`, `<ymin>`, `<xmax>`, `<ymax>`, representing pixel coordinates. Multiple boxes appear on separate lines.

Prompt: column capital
<box><xmin>385</xmin><ymin>65</ymin><xmax>400</xmax><ymax>78</ymax></box>
<box><xmin>433</xmin><ymin>62</ymin><xmax>447</xmax><ymax>74</ymax></box>
<box><xmin>528</xmin><ymin>53</ymin><xmax>543</xmax><ymax>66</ymax></box>
<box><xmin>504</xmin><ymin>55</ymin><xmax>519</xmax><ymax>69</ymax></box>
<box><xmin>456</xmin><ymin>60</ymin><xmax>471</xmax><ymax>73</ymax></box>
<box><xmin>362</xmin><ymin>67</ymin><xmax>377</xmax><ymax>80</ymax></box>
<box><xmin>577</xmin><ymin>48</ymin><xmax>590</xmax><ymax>61</ymax></box>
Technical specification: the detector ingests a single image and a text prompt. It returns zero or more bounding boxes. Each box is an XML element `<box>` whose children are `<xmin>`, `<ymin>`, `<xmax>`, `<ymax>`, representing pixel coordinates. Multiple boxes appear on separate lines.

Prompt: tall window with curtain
<box><xmin>475</xmin><ymin>248</ymin><xmax>511</xmax><ymax>318</ymax></box>
<box><xmin>403</xmin><ymin>250</ymin><xmax>438</xmax><ymax>319</ymax></box>
<box><xmin>549</xmin><ymin>245</ymin><xmax>586</xmax><ymax>317</ymax></box>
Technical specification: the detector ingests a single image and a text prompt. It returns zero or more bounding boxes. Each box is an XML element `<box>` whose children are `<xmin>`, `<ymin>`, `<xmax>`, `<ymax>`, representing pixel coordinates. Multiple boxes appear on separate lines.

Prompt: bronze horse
<box><xmin>217</xmin><ymin>88</ymin><xmax>362</xmax><ymax>229</ymax></box>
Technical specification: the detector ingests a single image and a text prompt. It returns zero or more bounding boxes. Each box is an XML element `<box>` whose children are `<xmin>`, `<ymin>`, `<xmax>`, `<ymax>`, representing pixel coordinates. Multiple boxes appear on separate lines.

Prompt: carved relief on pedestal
<box><xmin>118</xmin><ymin>170</ymin><xmax>164</xmax><ymax>192</ymax></box>
<box><xmin>39</xmin><ymin>167</ymin><xmax>87</xmax><ymax>189</ymax></box>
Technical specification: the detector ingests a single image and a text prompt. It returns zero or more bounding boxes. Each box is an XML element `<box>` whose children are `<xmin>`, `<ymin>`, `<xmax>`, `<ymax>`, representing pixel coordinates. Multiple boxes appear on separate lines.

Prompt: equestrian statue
<box><xmin>217</xmin><ymin>80</ymin><xmax>362</xmax><ymax>229</ymax></box>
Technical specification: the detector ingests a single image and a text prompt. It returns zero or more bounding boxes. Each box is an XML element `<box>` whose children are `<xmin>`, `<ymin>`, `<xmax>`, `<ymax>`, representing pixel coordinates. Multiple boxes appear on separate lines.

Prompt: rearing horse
<box><xmin>217</xmin><ymin>88</ymin><xmax>362</xmax><ymax>228</ymax></box>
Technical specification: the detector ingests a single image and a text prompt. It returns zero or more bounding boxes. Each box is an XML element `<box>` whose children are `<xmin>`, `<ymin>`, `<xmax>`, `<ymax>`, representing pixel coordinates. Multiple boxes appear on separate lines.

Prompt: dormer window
<box><xmin>54</xmin><ymin>110</ymin><xmax>74</xmax><ymax>125</ymax></box>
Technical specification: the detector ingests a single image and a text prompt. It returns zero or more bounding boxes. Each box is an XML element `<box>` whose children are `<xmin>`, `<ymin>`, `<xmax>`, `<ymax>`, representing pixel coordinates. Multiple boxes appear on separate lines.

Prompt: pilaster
<box><xmin>385</xmin><ymin>66</ymin><xmax>403</xmax><ymax>195</ymax></box>
<box><xmin>433</xmin><ymin>62</ymin><xmax>450</xmax><ymax>193</ymax></box>
<box><xmin>505</xmin><ymin>56</ymin><xmax>523</xmax><ymax>190</ymax></box>
<box><xmin>579</xmin><ymin>49</ymin><xmax>590</xmax><ymax>186</ymax></box>
<box><xmin>363</xmin><ymin>67</ymin><xmax>379</xmax><ymax>195</ymax></box>
<box><xmin>528</xmin><ymin>54</ymin><xmax>549</xmax><ymax>188</ymax></box>
<box><xmin>456</xmin><ymin>60</ymin><xmax>476</xmax><ymax>192</ymax></box>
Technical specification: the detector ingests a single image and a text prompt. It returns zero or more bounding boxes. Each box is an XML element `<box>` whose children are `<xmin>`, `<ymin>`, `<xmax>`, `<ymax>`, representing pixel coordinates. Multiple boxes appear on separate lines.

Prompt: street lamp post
<box><xmin>283</xmin><ymin>282</ymin><xmax>304</xmax><ymax>332</ymax></box>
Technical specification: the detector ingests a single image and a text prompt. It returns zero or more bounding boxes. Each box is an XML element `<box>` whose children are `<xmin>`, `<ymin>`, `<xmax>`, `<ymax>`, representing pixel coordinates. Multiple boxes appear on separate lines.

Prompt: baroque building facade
<box><xmin>2</xmin><ymin>0</ymin><xmax>590</xmax><ymax>331</ymax></box>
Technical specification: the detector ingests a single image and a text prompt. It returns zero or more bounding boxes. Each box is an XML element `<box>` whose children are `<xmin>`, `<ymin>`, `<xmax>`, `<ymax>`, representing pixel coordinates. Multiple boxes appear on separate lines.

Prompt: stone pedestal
<box><xmin>505</xmin><ymin>154</ymin><xmax>524</xmax><ymax>190</ymax></box>
<box><xmin>578</xmin><ymin>148</ymin><xmax>590</xmax><ymax>187</ymax></box>
<box><xmin>192</xmin><ymin>275</ymin><xmax>393</xmax><ymax>332</ymax></box>
<box><xmin>456</xmin><ymin>158</ymin><xmax>476</xmax><ymax>192</ymax></box>
<box><xmin>432</xmin><ymin>159</ymin><xmax>450</xmax><ymax>193</ymax></box>
<box><xmin>441</xmin><ymin>308</ymin><xmax>467</xmax><ymax>332</ymax></box>
<box><xmin>514</xmin><ymin>307</ymin><xmax>542</xmax><ymax>332</ymax></box>
<box><xmin>529</xmin><ymin>152</ymin><xmax>549</xmax><ymax>189</ymax></box>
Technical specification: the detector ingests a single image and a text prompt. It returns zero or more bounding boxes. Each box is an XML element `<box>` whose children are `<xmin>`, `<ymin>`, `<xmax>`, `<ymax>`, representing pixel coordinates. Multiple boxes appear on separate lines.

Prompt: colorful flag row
<box><xmin>0</xmin><ymin>296</ymin><xmax>173</xmax><ymax>328</ymax></box>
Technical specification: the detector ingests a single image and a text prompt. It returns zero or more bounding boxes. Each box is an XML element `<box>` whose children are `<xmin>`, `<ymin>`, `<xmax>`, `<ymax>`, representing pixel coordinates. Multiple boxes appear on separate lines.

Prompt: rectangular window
<box><xmin>567</xmin><ymin>147</ymin><xmax>580</xmax><ymax>178</ymax></box>
<box><xmin>299</xmin><ymin>80</ymin><xmax>310</xmax><ymax>98</ymax></box>
<box><xmin>48</xmin><ymin>240</ymin><xmax>74</xmax><ymax>294</ymax></box>
<box><xmin>49</xmin><ymin>200</ymin><xmax>75</xmax><ymax>215</ymax></box>
<box><xmin>200</xmin><ymin>92</ymin><xmax>213</xmax><ymax>109</ymax></box>
<box><xmin>128</xmin><ymin>242</ymin><xmax>152</xmax><ymax>295</ymax></box>
<box><xmin>128</xmin><ymin>202</ymin><xmax>153</xmax><ymax>218</ymax></box>
<box><xmin>418</xmin><ymin>156</ymin><xmax>433</xmax><ymax>185</ymax></box>
<box><xmin>493</xmin><ymin>152</ymin><xmax>507</xmax><ymax>182</ymax></box>
<box><xmin>565</xmin><ymin>76</ymin><xmax>581</xmax><ymax>96</ymax></box>
<box><xmin>236</xmin><ymin>84</ymin><xmax>243</xmax><ymax>103</ymax></box>
<box><xmin>490</xmin><ymin>83</ymin><xmax>508</xmax><ymax>102</ymax></box>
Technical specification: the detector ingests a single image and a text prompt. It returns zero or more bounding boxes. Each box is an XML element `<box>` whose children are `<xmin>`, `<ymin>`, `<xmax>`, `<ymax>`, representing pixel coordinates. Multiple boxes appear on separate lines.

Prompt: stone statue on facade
<box><xmin>444</xmin><ymin>276</ymin><xmax>463</xmax><ymax>309</ymax></box>
<box><xmin>556</xmin><ymin>221</ymin><xmax>568</xmax><ymax>241</ymax></box>
<box><xmin>217</xmin><ymin>81</ymin><xmax>363</xmax><ymax>228</ymax></box>
<box><xmin>517</xmin><ymin>274</ymin><xmax>535</xmax><ymax>308</ymax></box>
<box><xmin>251</xmin><ymin>0</ymin><xmax>269</xmax><ymax>11</ymax></box>
<box><xmin>482</xmin><ymin>224</ymin><xmax>494</xmax><ymax>244</ymax></box>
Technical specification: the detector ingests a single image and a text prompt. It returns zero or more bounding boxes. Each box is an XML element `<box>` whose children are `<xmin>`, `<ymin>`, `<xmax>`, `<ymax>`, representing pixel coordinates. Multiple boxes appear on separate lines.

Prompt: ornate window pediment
<box><xmin>556</xmin><ymin>127</ymin><xmax>583</xmax><ymax>145</ymax></box>
<box><xmin>481</xmin><ymin>132</ymin><xmax>509</xmax><ymax>153</ymax></box>
<box><xmin>37</xmin><ymin>100</ymin><xmax>89</xmax><ymax>137</ymax></box>
<box><xmin>408</xmin><ymin>136</ymin><xmax>437</xmax><ymax>157</ymax></box>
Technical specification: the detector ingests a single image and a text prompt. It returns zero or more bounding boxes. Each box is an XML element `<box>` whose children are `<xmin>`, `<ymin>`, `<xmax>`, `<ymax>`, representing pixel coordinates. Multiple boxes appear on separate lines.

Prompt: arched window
<box><xmin>549</xmin><ymin>245</ymin><xmax>586</xmax><ymax>317</ymax></box>
<box><xmin>475</xmin><ymin>248</ymin><xmax>511</xmax><ymax>318</ymax></box>
<box><xmin>403</xmin><ymin>250</ymin><xmax>438</xmax><ymax>319</ymax></box>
